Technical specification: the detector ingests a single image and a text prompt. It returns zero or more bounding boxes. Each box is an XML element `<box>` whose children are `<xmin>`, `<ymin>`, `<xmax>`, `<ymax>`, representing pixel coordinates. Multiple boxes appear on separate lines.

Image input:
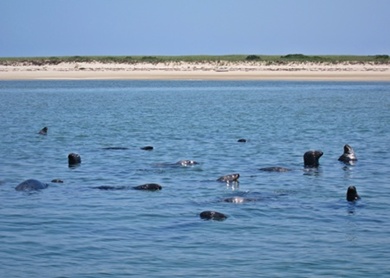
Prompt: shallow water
<box><xmin>1</xmin><ymin>80</ymin><xmax>390</xmax><ymax>277</ymax></box>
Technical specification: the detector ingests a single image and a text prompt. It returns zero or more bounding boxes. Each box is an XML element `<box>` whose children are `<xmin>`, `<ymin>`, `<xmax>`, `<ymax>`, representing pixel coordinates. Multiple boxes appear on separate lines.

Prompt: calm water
<box><xmin>0</xmin><ymin>80</ymin><xmax>390</xmax><ymax>277</ymax></box>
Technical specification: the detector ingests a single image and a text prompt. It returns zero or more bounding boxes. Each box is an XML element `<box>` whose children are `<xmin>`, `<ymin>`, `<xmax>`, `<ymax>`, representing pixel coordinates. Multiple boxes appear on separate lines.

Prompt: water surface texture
<box><xmin>1</xmin><ymin>80</ymin><xmax>390</xmax><ymax>277</ymax></box>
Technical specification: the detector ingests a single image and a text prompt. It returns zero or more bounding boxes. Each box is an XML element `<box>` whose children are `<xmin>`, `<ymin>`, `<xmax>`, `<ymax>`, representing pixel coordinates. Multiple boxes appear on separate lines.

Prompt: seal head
<box><xmin>346</xmin><ymin>186</ymin><xmax>360</xmax><ymax>202</ymax></box>
<box><xmin>303</xmin><ymin>150</ymin><xmax>323</xmax><ymax>168</ymax></box>
<box><xmin>68</xmin><ymin>153</ymin><xmax>81</xmax><ymax>166</ymax></box>
<box><xmin>338</xmin><ymin>144</ymin><xmax>357</xmax><ymax>163</ymax></box>
<box><xmin>38</xmin><ymin>127</ymin><xmax>48</xmax><ymax>135</ymax></box>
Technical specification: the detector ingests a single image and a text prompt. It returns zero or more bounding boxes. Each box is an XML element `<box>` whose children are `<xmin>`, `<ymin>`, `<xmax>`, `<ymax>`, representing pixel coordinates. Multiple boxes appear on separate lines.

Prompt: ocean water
<box><xmin>0</xmin><ymin>80</ymin><xmax>389</xmax><ymax>277</ymax></box>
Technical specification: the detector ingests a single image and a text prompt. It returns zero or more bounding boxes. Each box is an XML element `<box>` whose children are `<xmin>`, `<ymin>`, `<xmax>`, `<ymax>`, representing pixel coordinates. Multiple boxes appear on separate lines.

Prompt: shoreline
<box><xmin>1</xmin><ymin>61</ymin><xmax>389</xmax><ymax>81</ymax></box>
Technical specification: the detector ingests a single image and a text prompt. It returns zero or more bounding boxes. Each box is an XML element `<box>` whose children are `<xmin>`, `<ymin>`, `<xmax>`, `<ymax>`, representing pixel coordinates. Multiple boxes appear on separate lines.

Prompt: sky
<box><xmin>1</xmin><ymin>0</ymin><xmax>389</xmax><ymax>57</ymax></box>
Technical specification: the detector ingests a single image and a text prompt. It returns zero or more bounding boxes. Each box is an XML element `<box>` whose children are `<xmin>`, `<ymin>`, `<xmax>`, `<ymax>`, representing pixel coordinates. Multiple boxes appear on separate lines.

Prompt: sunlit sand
<box><xmin>1</xmin><ymin>61</ymin><xmax>389</xmax><ymax>81</ymax></box>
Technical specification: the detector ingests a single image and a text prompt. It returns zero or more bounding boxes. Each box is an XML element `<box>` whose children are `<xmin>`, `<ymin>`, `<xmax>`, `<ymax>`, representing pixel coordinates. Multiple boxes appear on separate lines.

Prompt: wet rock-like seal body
<box><xmin>38</xmin><ymin>127</ymin><xmax>48</xmax><ymax>135</ymax></box>
<box><xmin>141</xmin><ymin>146</ymin><xmax>154</xmax><ymax>151</ymax></box>
<box><xmin>94</xmin><ymin>185</ymin><xmax>129</xmax><ymax>190</ymax></box>
<box><xmin>259</xmin><ymin>167</ymin><xmax>291</xmax><ymax>172</ymax></box>
<box><xmin>223</xmin><ymin>196</ymin><xmax>257</xmax><ymax>203</ymax></box>
<box><xmin>68</xmin><ymin>153</ymin><xmax>81</xmax><ymax>166</ymax></box>
<box><xmin>338</xmin><ymin>144</ymin><xmax>357</xmax><ymax>163</ymax></box>
<box><xmin>346</xmin><ymin>186</ymin><xmax>360</xmax><ymax>202</ymax></box>
<box><xmin>217</xmin><ymin>173</ymin><xmax>240</xmax><ymax>182</ymax></box>
<box><xmin>176</xmin><ymin>160</ymin><xmax>199</xmax><ymax>166</ymax></box>
<box><xmin>303</xmin><ymin>150</ymin><xmax>323</xmax><ymax>168</ymax></box>
<box><xmin>133</xmin><ymin>183</ymin><xmax>162</xmax><ymax>191</ymax></box>
<box><xmin>200</xmin><ymin>211</ymin><xmax>228</xmax><ymax>221</ymax></box>
<box><xmin>102</xmin><ymin>147</ymin><xmax>129</xmax><ymax>150</ymax></box>
<box><xmin>237</xmin><ymin>138</ymin><xmax>247</xmax><ymax>143</ymax></box>
<box><xmin>51</xmin><ymin>179</ymin><xmax>64</xmax><ymax>183</ymax></box>
<box><xmin>15</xmin><ymin>179</ymin><xmax>49</xmax><ymax>191</ymax></box>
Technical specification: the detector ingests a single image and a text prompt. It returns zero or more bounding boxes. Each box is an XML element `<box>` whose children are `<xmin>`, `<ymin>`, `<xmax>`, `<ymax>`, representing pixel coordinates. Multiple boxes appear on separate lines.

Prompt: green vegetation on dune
<box><xmin>0</xmin><ymin>54</ymin><xmax>389</xmax><ymax>65</ymax></box>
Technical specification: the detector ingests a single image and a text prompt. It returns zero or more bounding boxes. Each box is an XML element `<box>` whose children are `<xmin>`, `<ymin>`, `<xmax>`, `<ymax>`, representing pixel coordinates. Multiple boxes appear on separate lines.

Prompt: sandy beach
<box><xmin>1</xmin><ymin>61</ymin><xmax>389</xmax><ymax>81</ymax></box>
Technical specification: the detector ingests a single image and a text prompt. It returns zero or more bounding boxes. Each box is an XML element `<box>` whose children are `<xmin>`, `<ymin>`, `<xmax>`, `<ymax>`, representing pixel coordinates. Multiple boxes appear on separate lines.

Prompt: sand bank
<box><xmin>0</xmin><ymin>61</ymin><xmax>389</xmax><ymax>81</ymax></box>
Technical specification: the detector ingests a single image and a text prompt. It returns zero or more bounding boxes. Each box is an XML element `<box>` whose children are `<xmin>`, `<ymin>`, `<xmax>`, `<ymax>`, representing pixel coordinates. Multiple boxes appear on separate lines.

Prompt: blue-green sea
<box><xmin>1</xmin><ymin>80</ymin><xmax>390</xmax><ymax>277</ymax></box>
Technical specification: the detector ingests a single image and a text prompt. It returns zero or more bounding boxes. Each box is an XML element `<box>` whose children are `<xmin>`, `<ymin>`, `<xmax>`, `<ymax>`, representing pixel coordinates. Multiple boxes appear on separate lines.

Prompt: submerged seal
<box><xmin>94</xmin><ymin>185</ymin><xmax>129</xmax><ymax>190</ymax></box>
<box><xmin>38</xmin><ymin>127</ymin><xmax>48</xmax><ymax>135</ymax></box>
<box><xmin>346</xmin><ymin>186</ymin><xmax>360</xmax><ymax>202</ymax></box>
<box><xmin>133</xmin><ymin>183</ymin><xmax>162</xmax><ymax>191</ymax></box>
<box><xmin>199</xmin><ymin>211</ymin><xmax>228</xmax><ymax>221</ymax></box>
<box><xmin>68</xmin><ymin>153</ymin><xmax>81</xmax><ymax>166</ymax></box>
<box><xmin>303</xmin><ymin>150</ymin><xmax>323</xmax><ymax>168</ymax></box>
<box><xmin>217</xmin><ymin>173</ymin><xmax>240</xmax><ymax>183</ymax></box>
<box><xmin>259</xmin><ymin>167</ymin><xmax>291</xmax><ymax>172</ymax></box>
<box><xmin>140</xmin><ymin>146</ymin><xmax>154</xmax><ymax>151</ymax></box>
<box><xmin>237</xmin><ymin>138</ymin><xmax>247</xmax><ymax>143</ymax></box>
<box><xmin>176</xmin><ymin>160</ymin><xmax>199</xmax><ymax>166</ymax></box>
<box><xmin>223</xmin><ymin>196</ymin><xmax>257</xmax><ymax>203</ymax></box>
<box><xmin>51</xmin><ymin>179</ymin><xmax>64</xmax><ymax>183</ymax></box>
<box><xmin>15</xmin><ymin>179</ymin><xmax>49</xmax><ymax>191</ymax></box>
<box><xmin>338</xmin><ymin>144</ymin><xmax>357</xmax><ymax>163</ymax></box>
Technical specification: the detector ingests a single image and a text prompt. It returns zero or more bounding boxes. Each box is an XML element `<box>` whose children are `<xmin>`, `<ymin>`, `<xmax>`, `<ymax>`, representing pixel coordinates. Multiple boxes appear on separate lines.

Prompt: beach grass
<box><xmin>0</xmin><ymin>54</ymin><xmax>389</xmax><ymax>65</ymax></box>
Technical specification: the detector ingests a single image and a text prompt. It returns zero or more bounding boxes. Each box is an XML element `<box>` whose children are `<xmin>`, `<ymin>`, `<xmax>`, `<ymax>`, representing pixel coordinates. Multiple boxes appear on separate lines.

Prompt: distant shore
<box><xmin>1</xmin><ymin>61</ymin><xmax>389</xmax><ymax>81</ymax></box>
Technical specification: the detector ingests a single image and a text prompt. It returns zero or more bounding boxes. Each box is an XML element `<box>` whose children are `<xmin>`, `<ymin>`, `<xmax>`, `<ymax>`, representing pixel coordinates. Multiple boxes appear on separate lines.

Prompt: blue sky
<box><xmin>1</xmin><ymin>0</ymin><xmax>389</xmax><ymax>57</ymax></box>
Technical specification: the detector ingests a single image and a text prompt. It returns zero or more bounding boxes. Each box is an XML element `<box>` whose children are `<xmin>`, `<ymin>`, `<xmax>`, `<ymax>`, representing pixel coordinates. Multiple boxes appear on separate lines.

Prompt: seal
<box><xmin>68</xmin><ymin>153</ymin><xmax>81</xmax><ymax>166</ymax></box>
<box><xmin>217</xmin><ymin>173</ymin><xmax>240</xmax><ymax>182</ymax></box>
<box><xmin>15</xmin><ymin>179</ymin><xmax>49</xmax><ymax>191</ymax></box>
<box><xmin>259</xmin><ymin>167</ymin><xmax>291</xmax><ymax>172</ymax></box>
<box><xmin>133</xmin><ymin>183</ymin><xmax>162</xmax><ymax>191</ymax></box>
<box><xmin>303</xmin><ymin>150</ymin><xmax>323</xmax><ymax>167</ymax></box>
<box><xmin>237</xmin><ymin>138</ymin><xmax>247</xmax><ymax>143</ymax></box>
<box><xmin>140</xmin><ymin>146</ymin><xmax>153</xmax><ymax>151</ymax></box>
<box><xmin>176</xmin><ymin>160</ymin><xmax>199</xmax><ymax>166</ymax></box>
<box><xmin>199</xmin><ymin>211</ymin><xmax>228</xmax><ymax>221</ymax></box>
<box><xmin>338</xmin><ymin>144</ymin><xmax>357</xmax><ymax>163</ymax></box>
<box><xmin>346</xmin><ymin>186</ymin><xmax>360</xmax><ymax>202</ymax></box>
<box><xmin>94</xmin><ymin>185</ymin><xmax>129</xmax><ymax>190</ymax></box>
<box><xmin>38</xmin><ymin>127</ymin><xmax>48</xmax><ymax>135</ymax></box>
<box><xmin>51</xmin><ymin>179</ymin><xmax>64</xmax><ymax>183</ymax></box>
<box><xmin>223</xmin><ymin>196</ymin><xmax>257</xmax><ymax>203</ymax></box>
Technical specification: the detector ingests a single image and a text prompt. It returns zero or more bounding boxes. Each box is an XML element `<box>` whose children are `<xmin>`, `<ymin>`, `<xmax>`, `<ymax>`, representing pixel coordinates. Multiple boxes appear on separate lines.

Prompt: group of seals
<box><xmin>19</xmin><ymin>131</ymin><xmax>362</xmax><ymax>219</ymax></box>
<box><xmin>201</xmin><ymin>144</ymin><xmax>360</xmax><ymax>220</ymax></box>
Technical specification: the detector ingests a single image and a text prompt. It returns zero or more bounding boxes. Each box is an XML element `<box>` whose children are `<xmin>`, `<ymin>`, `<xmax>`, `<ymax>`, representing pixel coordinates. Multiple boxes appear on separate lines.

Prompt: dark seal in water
<box><xmin>15</xmin><ymin>179</ymin><xmax>49</xmax><ymax>191</ymax></box>
<box><xmin>133</xmin><ymin>183</ymin><xmax>162</xmax><ymax>191</ymax></box>
<box><xmin>217</xmin><ymin>173</ymin><xmax>240</xmax><ymax>182</ymax></box>
<box><xmin>346</xmin><ymin>186</ymin><xmax>360</xmax><ymax>202</ymax></box>
<box><xmin>303</xmin><ymin>150</ymin><xmax>323</xmax><ymax>168</ymax></box>
<box><xmin>200</xmin><ymin>211</ymin><xmax>228</xmax><ymax>221</ymax></box>
<box><xmin>338</xmin><ymin>144</ymin><xmax>357</xmax><ymax>163</ymax></box>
